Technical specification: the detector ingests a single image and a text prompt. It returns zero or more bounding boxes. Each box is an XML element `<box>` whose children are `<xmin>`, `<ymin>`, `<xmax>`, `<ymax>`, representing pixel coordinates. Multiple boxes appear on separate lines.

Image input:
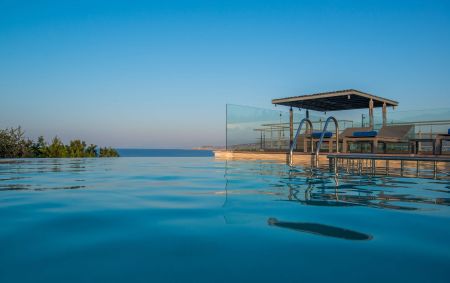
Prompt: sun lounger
<box><xmin>310</xmin><ymin>131</ymin><xmax>335</xmax><ymax>152</ymax></box>
<box><xmin>352</xmin><ymin>131</ymin><xmax>378</xmax><ymax>138</ymax></box>
<box><xmin>343</xmin><ymin>125</ymin><xmax>414</xmax><ymax>153</ymax></box>
<box><xmin>311</xmin><ymin>131</ymin><xmax>333</xmax><ymax>139</ymax></box>
<box><xmin>308</xmin><ymin>127</ymin><xmax>372</xmax><ymax>153</ymax></box>
<box><xmin>295</xmin><ymin>131</ymin><xmax>335</xmax><ymax>153</ymax></box>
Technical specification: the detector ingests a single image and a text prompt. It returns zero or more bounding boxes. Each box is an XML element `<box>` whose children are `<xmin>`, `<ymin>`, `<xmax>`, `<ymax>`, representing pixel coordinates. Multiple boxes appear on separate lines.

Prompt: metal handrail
<box><xmin>314</xmin><ymin>116</ymin><xmax>339</xmax><ymax>167</ymax></box>
<box><xmin>288</xmin><ymin>118</ymin><xmax>313</xmax><ymax>166</ymax></box>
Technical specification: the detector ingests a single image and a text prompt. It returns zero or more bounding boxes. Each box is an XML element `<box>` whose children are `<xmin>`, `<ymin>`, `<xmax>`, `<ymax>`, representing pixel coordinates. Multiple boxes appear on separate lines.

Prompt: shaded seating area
<box><xmin>272</xmin><ymin>89</ymin><xmax>399</xmax><ymax>155</ymax></box>
<box><xmin>260</xmin><ymin>89</ymin><xmax>450</xmax><ymax>156</ymax></box>
<box><xmin>228</xmin><ymin>91</ymin><xmax>450</xmax><ymax>156</ymax></box>
<box><xmin>342</xmin><ymin>124</ymin><xmax>414</xmax><ymax>153</ymax></box>
<box><xmin>228</xmin><ymin>100</ymin><xmax>450</xmax><ymax>156</ymax></box>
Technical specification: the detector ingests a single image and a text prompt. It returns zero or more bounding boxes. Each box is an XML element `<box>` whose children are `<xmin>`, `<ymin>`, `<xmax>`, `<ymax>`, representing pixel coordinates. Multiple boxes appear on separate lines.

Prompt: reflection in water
<box><xmin>268</xmin><ymin>217</ymin><xmax>372</xmax><ymax>240</ymax></box>
<box><xmin>2</xmin><ymin>158</ymin><xmax>450</xmax><ymax>211</ymax></box>
<box><xmin>284</xmin><ymin>167</ymin><xmax>450</xmax><ymax>210</ymax></box>
<box><xmin>284</xmin><ymin>181</ymin><xmax>450</xmax><ymax>210</ymax></box>
<box><xmin>0</xmin><ymin>159</ymin><xmax>90</xmax><ymax>191</ymax></box>
<box><xmin>35</xmin><ymin>185</ymin><xmax>86</xmax><ymax>191</ymax></box>
<box><xmin>0</xmin><ymin>185</ymin><xmax>86</xmax><ymax>191</ymax></box>
<box><xmin>0</xmin><ymin>158</ymin><xmax>89</xmax><ymax>175</ymax></box>
<box><xmin>222</xmin><ymin>161</ymin><xmax>450</xmax><ymax>212</ymax></box>
<box><xmin>0</xmin><ymin>176</ymin><xmax>27</xmax><ymax>181</ymax></box>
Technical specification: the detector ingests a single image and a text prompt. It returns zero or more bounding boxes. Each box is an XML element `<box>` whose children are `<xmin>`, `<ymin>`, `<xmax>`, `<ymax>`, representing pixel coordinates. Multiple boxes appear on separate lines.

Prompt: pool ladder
<box><xmin>288</xmin><ymin>116</ymin><xmax>339</xmax><ymax>168</ymax></box>
<box><xmin>288</xmin><ymin>118</ymin><xmax>313</xmax><ymax>166</ymax></box>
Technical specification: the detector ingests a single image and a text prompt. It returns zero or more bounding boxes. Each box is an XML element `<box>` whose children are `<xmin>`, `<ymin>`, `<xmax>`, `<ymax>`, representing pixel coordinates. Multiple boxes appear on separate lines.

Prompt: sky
<box><xmin>1</xmin><ymin>0</ymin><xmax>449</xmax><ymax>148</ymax></box>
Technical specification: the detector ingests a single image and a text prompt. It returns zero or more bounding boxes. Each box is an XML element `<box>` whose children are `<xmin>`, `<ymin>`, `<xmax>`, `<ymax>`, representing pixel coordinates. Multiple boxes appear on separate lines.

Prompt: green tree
<box><xmin>85</xmin><ymin>144</ymin><xmax>98</xmax><ymax>157</ymax></box>
<box><xmin>44</xmin><ymin>137</ymin><xmax>68</xmax><ymax>158</ymax></box>
<box><xmin>31</xmin><ymin>136</ymin><xmax>47</xmax><ymax>158</ymax></box>
<box><xmin>0</xmin><ymin>127</ymin><xmax>17</xmax><ymax>158</ymax></box>
<box><xmin>21</xmin><ymin>139</ymin><xmax>35</xmax><ymax>158</ymax></box>
<box><xmin>99</xmin><ymin>147</ymin><xmax>120</xmax><ymax>157</ymax></box>
<box><xmin>0</xmin><ymin>126</ymin><xmax>120</xmax><ymax>159</ymax></box>
<box><xmin>0</xmin><ymin>126</ymin><xmax>34</xmax><ymax>158</ymax></box>
<box><xmin>67</xmin><ymin>140</ymin><xmax>87</xmax><ymax>157</ymax></box>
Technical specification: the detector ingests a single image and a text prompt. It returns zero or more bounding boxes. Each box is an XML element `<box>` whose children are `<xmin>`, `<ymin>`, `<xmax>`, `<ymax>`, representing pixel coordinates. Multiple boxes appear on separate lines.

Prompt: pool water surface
<box><xmin>0</xmin><ymin>157</ymin><xmax>449</xmax><ymax>283</ymax></box>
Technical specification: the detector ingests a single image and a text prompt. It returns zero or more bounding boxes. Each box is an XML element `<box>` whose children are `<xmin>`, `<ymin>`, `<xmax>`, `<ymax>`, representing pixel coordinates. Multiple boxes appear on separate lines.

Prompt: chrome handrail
<box><xmin>289</xmin><ymin>118</ymin><xmax>313</xmax><ymax>166</ymax></box>
<box><xmin>314</xmin><ymin>116</ymin><xmax>339</xmax><ymax>167</ymax></box>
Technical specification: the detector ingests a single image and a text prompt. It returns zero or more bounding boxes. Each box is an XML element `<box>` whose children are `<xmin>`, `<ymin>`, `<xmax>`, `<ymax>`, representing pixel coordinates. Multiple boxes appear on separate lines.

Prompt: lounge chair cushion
<box><xmin>448</xmin><ymin>128</ymin><xmax>450</xmax><ymax>135</ymax></box>
<box><xmin>312</xmin><ymin>131</ymin><xmax>333</xmax><ymax>139</ymax></box>
<box><xmin>353</xmin><ymin>131</ymin><xmax>378</xmax><ymax>138</ymax></box>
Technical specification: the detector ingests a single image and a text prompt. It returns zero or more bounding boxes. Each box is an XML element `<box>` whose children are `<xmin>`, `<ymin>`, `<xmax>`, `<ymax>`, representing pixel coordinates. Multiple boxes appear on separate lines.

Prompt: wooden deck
<box><xmin>214</xmin><ymin>150</ymin><xmax>328</xmax><ymax>166</ymax></box>
<box><xmin>214</xmin><ymin>150</ymin><xmax>450</xmax><ymax>175</ymax></box>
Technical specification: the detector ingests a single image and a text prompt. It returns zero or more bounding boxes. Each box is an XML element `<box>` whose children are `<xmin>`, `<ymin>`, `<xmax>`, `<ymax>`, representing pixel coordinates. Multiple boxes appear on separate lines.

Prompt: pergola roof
<box><xmin>272</xmin><ymin>89</ymin><xmax>398</xmax><ymax>112</ymax></box>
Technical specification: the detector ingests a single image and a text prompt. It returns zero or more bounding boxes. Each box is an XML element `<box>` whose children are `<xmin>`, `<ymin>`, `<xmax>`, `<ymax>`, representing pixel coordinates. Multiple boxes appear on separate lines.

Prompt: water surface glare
<box><xmin>0</xmin><ymin>157</ymin><xmax>449</xmax><ymax>283</ymax></box>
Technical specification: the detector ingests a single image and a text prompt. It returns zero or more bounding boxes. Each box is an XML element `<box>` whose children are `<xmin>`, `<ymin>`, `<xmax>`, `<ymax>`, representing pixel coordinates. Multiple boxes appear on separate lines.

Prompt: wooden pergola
<box><xmin>272</xmin><ymin>89</ymin><xmax>399</xmax><ymax>146</ymax></box>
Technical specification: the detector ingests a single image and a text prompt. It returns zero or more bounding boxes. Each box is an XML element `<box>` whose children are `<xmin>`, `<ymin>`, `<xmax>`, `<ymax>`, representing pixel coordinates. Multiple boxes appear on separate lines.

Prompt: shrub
<box><xmin>0</xmin><ymin>126</ymin><xmax>119</xmax><ymax>158</ymax></box>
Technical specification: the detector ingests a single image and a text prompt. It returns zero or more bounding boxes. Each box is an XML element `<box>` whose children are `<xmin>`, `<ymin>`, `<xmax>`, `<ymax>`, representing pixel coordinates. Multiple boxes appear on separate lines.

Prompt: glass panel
<box><xmin>226</xmin><ymin>104</ymin><xmax>291</xmax><ymax>151</ymax></box>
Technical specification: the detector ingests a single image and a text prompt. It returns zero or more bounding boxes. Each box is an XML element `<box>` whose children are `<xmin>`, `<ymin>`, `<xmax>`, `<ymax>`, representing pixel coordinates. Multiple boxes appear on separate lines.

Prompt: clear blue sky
<box><xmin>1</xmin><ymin>0</ymin><xmax>449</xmax><ymax>148</ymax></box>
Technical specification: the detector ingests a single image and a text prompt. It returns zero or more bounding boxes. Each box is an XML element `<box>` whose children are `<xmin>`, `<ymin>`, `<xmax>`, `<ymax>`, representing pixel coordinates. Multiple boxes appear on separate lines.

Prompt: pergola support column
<box><xmin>289</xmin><ymin>107</ymin><xmax>293</xmax><ymax>148</ymax></box>
<box><xmin>382</xmin><ymin>102</ymin><xmax>387</xmax><ymax>127</ymax></box>
<box><xmin>369</xmin><ymin>98</ymin><xmax>374</xmax><ymax>129</ymax></box>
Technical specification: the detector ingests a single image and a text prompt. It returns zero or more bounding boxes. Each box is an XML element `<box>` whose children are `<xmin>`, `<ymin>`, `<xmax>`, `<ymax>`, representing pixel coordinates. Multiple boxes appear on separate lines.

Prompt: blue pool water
<box><xmin>0</xmin><ymin>157</ymin><xmax>449</xmax><ymax>283</ymax></box>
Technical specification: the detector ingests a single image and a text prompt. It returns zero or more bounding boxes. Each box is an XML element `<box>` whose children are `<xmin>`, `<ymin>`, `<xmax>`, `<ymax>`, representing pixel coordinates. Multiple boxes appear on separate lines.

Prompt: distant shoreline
<box><xmin>191</xmin><ymin>146</ymin><xmax>225</xmax><ymax>151</ymax></box>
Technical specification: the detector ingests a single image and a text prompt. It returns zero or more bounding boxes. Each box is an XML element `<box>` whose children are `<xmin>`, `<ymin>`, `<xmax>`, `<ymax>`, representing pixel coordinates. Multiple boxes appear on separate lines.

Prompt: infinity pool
<box><xmin>0</xmin><ymin>157</ymin><xmax>449</xmax><ymax>282</ymax></box>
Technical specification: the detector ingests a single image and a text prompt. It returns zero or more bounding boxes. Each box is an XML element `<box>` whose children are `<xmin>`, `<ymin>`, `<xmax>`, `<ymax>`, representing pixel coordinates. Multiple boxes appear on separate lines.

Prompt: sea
<box><xmin>116</xmin><ymin>148</ymin><xmax>214</xmax><ymax>157</ymax></box>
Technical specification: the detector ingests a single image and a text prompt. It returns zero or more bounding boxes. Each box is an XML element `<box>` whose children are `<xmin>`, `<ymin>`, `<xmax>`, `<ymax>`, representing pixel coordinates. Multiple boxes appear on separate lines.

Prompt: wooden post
<box><xmin>382</xmin><ymin>102</ymin><xmax>387</xmax><ymax>127</ymax></box>
<box><xmin>289</xmin><ymin>107</ymin><xmax>293</xmax><ymax>148</ymax></box>
<box><xmin>369</xmin><ymin>98</ymin><xmax>374</xmax><ymax>129</ymax></box>
<box><xmin>372</xmin><ymin>139</ymin><xmax>378</xmax><ymax>154</ymax></box>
